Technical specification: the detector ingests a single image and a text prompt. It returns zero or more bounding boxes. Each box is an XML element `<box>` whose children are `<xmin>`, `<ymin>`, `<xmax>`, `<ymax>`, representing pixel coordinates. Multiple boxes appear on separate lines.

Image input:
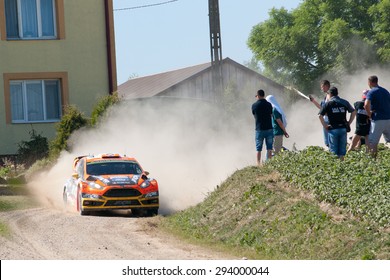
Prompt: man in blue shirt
<box><xmin>252</xmin><ymin>89</ymin><xmax>273</xmax><ymax>165</ymax></box>
<box><xmin>364</xmin><ymin>75</ymin><xmax>390</xmax><ymax>157</ymax></box>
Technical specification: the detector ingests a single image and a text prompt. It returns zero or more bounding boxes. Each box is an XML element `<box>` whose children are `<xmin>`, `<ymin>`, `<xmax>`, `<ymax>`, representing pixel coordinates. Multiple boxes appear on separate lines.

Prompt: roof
<box><xmin>118</xmin><ymin>62</ymin><xmax>211</xmax><ymax>99</ymax></box>
<box><xmin>118</xmin><ymin>57</ymin><xmax>286</xmax><ymax>100</ymax></box>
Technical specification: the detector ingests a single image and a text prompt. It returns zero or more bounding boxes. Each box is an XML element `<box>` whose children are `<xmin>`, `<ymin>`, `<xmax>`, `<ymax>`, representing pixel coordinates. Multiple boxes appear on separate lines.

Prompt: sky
<box><xmin>113</xmin><ymin>0</ymin><xmax>303</xmax><ymax>85</ymax></box>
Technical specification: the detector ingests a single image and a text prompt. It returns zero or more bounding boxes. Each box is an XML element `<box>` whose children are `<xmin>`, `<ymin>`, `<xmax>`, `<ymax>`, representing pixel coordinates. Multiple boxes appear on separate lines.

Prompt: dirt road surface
<box><xmin>0</xmin><ymin>207</ymin><xmax>233</xmax><ymax>260</ymax></box>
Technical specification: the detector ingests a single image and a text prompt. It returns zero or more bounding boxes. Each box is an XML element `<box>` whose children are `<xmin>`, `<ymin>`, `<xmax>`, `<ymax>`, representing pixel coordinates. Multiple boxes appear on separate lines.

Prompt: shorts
<box><xmin>255</xmin><ymin>129</ymin><xmax>274</xmax><ymax>151</ymax></box>
<box><xmin>369</xmin><ymin>119</ymin><xmax>390</xmax><ymax>145</ymax></box>
<box><xmin>355</xmin><ymin>123</ymin><xmax>370</xmax><ymax>136</ymax></box>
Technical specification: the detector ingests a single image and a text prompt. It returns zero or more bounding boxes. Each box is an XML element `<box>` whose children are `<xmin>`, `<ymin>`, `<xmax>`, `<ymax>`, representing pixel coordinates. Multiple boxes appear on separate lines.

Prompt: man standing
<box><xmin>364</xmin><ymin>75</ymin><xmax>390</xmax><ymax>158</ymax></box>
<box><xmin>347</xmin><ymin>89</ymin><xmax>371</xmax><ymax>152</ymax></box>
<box><xmin>319</xmin><ymin>87</ymin><xmax>356</xmax><ymax>160</ymax></box>
<box><xmin>252</xmin><ymin>89</ymin><xmax>273</xmax><ymax>165</ymax></box>
<box><xmin>309</xmin><ymin>80</ymin><xmax>331</xmax><ymax>147</ymax></box>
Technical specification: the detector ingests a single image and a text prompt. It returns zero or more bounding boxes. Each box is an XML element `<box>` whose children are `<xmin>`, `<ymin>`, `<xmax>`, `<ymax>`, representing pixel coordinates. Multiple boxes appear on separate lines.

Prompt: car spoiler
<box><xmin>72</xmin><ymin>155</ymin><xmax>88</xmax><ymax>170</ymax></box>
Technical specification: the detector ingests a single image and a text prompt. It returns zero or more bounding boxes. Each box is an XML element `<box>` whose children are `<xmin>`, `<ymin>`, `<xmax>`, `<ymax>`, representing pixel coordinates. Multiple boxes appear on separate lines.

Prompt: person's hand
<box><xmin>309</xmin><ymin>95</ymin><xmax>314</xmax><ymax>102</ymax></box>
<box><xmin>284</xmin><ymin>132</ymin><xmax>289</xmax><ymax>138</ymax></box>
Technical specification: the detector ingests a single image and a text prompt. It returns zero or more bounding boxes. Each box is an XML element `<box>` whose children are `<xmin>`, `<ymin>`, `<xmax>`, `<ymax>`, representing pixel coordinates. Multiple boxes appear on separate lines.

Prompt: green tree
<box><xmin>49</xmin><ymin>105</ymin><xmax>88</xmax><ymax>158</ymax></box>
<box><xmin>369</xmin><ymin>0</ymin><xmax>390</xmax><ymax>61</ymax></box>
<box><xmin>90</xmin><ymin>92</ymin><xmax>120</xmax><ymax>126</ymax></box>
<box><xmin>248</xmin><ymin>0</ymin><xmax>381</xmax><ymax>93</ymax></box>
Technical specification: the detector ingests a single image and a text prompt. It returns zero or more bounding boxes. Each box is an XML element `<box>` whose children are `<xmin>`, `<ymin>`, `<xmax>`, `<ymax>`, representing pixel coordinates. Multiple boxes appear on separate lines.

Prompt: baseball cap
<box><xmin>362</xmin><ymin>89</ymin><xmax>369</xmax><ymax>99</ymax></box>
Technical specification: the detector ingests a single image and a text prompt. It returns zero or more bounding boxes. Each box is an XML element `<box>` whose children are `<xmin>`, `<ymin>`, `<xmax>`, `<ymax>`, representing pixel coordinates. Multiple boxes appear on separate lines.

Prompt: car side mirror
<box><xmin>142</xmin><ymin>171</ymin><xmax>149</xmax><ymax>180</ymax></box>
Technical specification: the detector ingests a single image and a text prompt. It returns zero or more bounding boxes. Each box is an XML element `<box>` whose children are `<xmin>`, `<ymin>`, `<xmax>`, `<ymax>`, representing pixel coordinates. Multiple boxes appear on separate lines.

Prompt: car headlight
<box><xmin>140</xmin><ymin>180</ymin><xmax>151</xmax><ymax>189</ymax></box>
<box><xmin>144</xmin><ymin>191</ymin><xmax>159</xmax><ymax>198</ymax></box>
<box><xmin>82</xmin><ymin>193</ymin><xmax>103</xmax><ymax>199</ymax></box>
<box><xmin>88</xmin><ymin>181</ymin><xmax>104</xmax><ymax>190</ymax></box>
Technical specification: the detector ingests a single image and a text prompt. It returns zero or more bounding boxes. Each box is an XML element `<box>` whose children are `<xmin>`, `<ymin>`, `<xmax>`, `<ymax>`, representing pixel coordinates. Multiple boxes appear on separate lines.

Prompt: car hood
<box><xmin>87</xmin><ymin>175</ymin><xmax>141</xmax><ymax>186</ymax></box>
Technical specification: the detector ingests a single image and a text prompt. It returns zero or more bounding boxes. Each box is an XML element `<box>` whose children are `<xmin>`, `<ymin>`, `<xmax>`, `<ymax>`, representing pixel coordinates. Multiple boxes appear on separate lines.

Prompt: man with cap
<box><xmin>347</xmin><ymin>90</ymin><xmax>371</xmax><ymax>152</ymax></box>
<box><xmin>319</xmin><ymin>86</ymin><xmax>356</xmax><ymax>159</ymax></box>
<box><xmin>364</xmin><ymin>75</ymin><xmax>390</xmax><ymax>158</ymax></box>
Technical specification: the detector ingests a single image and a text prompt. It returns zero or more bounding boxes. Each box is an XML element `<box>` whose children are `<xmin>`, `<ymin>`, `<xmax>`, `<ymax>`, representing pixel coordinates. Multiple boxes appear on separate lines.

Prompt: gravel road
<box><xmin>0</xmin><ymin>207</ymin><xmax>232</xmax><ymax>260</ymax></box>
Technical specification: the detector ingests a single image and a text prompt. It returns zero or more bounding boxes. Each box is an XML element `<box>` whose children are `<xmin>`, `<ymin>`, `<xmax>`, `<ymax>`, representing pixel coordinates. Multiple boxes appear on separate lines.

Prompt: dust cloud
<box><xmin>29</xmin><ymin>98</ymin><xmax>254</xmax><ymax>214</ymax></box>
<box><xmin>28</xmin><ymin>69</ymin><xmax>390</xmax><ymax>214</ymax></box>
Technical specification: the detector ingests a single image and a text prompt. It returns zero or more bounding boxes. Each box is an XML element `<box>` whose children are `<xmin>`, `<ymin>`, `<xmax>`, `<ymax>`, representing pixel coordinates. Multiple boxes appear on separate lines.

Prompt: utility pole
<box><xmin>208</xmin><ymin>0</ymin><xmax>223</xmax><ymax>102</ymax></box>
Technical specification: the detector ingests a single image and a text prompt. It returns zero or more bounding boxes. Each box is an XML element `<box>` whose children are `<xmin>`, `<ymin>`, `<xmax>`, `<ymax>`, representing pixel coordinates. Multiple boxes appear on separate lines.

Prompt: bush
<box><xmin>89</xmin><ymin>92</ymin><xmax>120</xmax><ymax>126</ymax></box>
<box><xmin>265</xmin><ymin>145</ymin><xmax>390</xmax><ymax>226</ymax></box>
<box><xmin>17</xmin><ymin>129</ymin><xmax>48</xmax><ymax>168</ymax></box>
<box><xmin>49</xmin><ymin>105</ymin><xmax>88</xmax><ymax>158</ymax></box>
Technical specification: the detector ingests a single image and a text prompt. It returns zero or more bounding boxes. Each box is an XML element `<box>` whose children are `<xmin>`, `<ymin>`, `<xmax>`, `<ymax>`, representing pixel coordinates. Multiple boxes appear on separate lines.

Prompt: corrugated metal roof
<box><xmin>117</xmin><ymin>57</ymin><xmax>287</xmax><ymax>100</ymax></box>
<box><xmin>118</xmin><ymin>61</ymin><xmax>211</xmax><ymax>99</ymax></box>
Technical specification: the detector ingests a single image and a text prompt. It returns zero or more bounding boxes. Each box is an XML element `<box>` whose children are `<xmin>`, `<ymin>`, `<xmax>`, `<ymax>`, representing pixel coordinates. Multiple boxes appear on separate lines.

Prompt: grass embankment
<box><xmin>0</xmin><ymin>185</ymin><xmax>37</xmax><ymax>237</ymax></box>
<box><xmin>161</xmin><ymin>146</ymin><xmax>390</xmax><ymax>259</ymax></box>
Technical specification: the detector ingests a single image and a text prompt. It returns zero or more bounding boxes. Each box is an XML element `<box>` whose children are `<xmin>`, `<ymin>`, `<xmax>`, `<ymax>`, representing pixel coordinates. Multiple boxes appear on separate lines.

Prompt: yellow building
<box><xmin>0</xmin><ymin>0</ymin><xmax>117</xmax><ymax>155</ymax></box>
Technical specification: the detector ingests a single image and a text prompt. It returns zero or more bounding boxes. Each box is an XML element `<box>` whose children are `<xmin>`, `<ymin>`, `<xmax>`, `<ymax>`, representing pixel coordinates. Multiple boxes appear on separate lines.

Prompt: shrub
<box><xmin>49</xmin><ymin>105</ymin><xmax>88</xmax><ymax>158</ymax></box>
<box><xmin>89</xmin><ymin>92</ymin><xmax>120</xmax><ymax>126</ymax></box>
<box><xmin>17</xmin><ymin>129</ymin><xmax>48</xmax><ymax>168</ymax></box>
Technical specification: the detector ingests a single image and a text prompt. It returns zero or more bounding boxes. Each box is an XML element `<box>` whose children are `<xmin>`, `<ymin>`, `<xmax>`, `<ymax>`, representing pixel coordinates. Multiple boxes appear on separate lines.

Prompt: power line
<box><xmin>114</xmin><ymin>0</ymin><xmax>178</xmax><ymax>11</ymax></box>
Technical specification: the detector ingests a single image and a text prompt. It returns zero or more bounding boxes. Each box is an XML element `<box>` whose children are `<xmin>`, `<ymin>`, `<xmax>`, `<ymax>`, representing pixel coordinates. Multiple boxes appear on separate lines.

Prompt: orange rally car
<box><xmin>63</xmin><ymin>153</ymin><xmax>159</xmax><ymax>216</ymax></box>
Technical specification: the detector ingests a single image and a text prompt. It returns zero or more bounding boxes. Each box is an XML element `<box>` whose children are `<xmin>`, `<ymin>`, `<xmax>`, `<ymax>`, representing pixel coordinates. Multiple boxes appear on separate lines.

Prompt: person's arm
<box><xmin>309</xmin><ymin>95</ymin><xmax>322</xmax><ymax>109</ymax></box>
<box><xmin>364</xmin><ymin>99</ymin><xmax>372</xmax><ymax>119</ymax></box>
<box><xmin>319</xmin><ymin>114</ymin><xmax>330</xmax><ymax>130</ymax></box>
<box><xmin>348</xmin><ymin>110</ymin><xmax>356</xmax><ymax>125</ymax></box>
<box><xmin>275</xmin><ymin>118</ymin><xmax>289</xmax><ymax>138</ymax></box>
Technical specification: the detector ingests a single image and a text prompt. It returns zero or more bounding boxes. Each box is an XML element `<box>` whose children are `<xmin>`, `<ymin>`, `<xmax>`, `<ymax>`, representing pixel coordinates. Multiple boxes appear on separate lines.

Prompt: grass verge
<box><xmin>0</xmin><ymin>186</ymin><xmax>38</xmax><ymax>237</ymax></box>
<box><xmin>160</xmin><ymin>166</ymin><xmax>390</xmax><ymax>259</ymax></box>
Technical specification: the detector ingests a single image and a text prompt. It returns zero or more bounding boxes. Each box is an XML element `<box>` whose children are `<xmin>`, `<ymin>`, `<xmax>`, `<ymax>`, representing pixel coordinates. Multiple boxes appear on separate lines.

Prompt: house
<box><xmin>0</xmin><ymin>0</ymin><xmax>117</xmax><ymax>155</ymax></box>
<box><xmin>118</xmin><ymin>57</ymin><xmax>289</xmax><ymax>104</ymax></box>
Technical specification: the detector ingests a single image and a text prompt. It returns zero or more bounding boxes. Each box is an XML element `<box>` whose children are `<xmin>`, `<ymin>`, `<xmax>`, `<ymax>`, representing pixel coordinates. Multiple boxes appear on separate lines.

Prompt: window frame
<box><xmin>0</xmin><ymin>0</ymin><xmax>65</xmax><ymax>41</ymax></box>
<box><xmin>3</xmin><ymin>72</ymin><xmax>69</xmax><ymax>124</ymax></box>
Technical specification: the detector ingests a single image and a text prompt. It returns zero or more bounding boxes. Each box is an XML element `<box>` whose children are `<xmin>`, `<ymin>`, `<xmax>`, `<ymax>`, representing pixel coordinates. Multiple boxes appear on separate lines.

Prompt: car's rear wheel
<box><xmin>63</xmin><ymin>188</ymin><xmax>68</xmax><ymax>211</ymax></box>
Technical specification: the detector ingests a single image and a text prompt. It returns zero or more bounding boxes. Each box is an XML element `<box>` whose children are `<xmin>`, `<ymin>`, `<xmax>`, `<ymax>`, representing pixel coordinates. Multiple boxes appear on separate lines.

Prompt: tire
<box><xmin>146</xmin><ymin>208</ymin><xmax>158</xmax><ymax>217</ymax></box>
<box><xmin>78</xmin><ymin>188</ymin><xmax>88</xmax><ymax>216</ymax></box>
<box><xmin>131</xmin><ymin>208</ymin><xmax>141</xmax><ymax>217</ymax></box>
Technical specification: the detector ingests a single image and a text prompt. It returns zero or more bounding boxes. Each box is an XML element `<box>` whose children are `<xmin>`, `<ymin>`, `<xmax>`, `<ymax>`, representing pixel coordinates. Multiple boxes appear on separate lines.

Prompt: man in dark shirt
<box><xmin>319</xmin><ymin>87</ymin><xmax>356</xmax><ymax>159</ymax></box>
<box><xmin>252</xmin><ymin>89</ymin><xmax>273</xmax><ymax>165</ymax></box>
<box><xmin>347</xmin><ymin>90</ymin><xmax>371</xmax><ymax>152</ymax></box>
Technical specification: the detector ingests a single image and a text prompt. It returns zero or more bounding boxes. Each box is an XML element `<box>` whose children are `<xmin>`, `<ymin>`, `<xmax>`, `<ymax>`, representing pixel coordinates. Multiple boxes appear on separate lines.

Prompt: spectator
<box><xmin>364</xmin><ymin>75</ymin><xmax>390</xmax><ymax>158</ymax></box>
<box><xmin>251</xmin><ymin>89</ymin><xmax>274</xmax><ymax>165</ymax></box>
<box><xmin>265</xmin><ymin>95</ymin><xmax>289</xmax><ymax>155</ymax></box>
<box><xmin>319</xmin><ymin>87</ymin><xmax>356</xmax><ymax>160</ymax></box>
<box><xmin>309</xmin><ymin>80</ymin><xmax>331</xmax><ymax>148</ymax></box>
<box><xmin>347</xmin><ymin>90</ymin><xmax>371</xmax><ymax>152</ymax></box>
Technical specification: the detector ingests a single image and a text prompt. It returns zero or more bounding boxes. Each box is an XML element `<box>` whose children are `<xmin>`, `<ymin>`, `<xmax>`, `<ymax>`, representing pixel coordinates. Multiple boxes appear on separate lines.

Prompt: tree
<box><xmin>248</xmin><ymin>0</ymin><xmax>382</xmax><ymax>93</ymax></box>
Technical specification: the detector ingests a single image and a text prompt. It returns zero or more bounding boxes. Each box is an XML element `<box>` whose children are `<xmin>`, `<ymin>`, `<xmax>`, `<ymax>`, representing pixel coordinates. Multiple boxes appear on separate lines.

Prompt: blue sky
<box><xmin>113</xmin><ymin>0</ymin><xmax>302</xmax><ymax>85</ymax></box>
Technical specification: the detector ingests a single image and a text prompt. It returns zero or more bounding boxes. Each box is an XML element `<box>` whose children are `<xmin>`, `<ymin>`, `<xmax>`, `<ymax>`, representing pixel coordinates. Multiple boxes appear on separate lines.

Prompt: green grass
<box><xmin>161</xmin><ymin>153</ymin><xmax>390</xmax><ymax>260</ymax></box>
<box><xmin>0</xmin><ymin>187</ymin><xmax>38</xmax><ymax>237</ymax></box>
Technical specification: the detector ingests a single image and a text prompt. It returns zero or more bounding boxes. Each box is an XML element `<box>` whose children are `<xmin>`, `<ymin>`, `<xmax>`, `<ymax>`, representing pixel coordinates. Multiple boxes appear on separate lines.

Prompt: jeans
<box><xmin>255</xmin><ymin>129</ymin><xmax>274</xmax><ymax>152</ymax></box>
<box><xmin>323</xmin><ymin>119</ymin><xmax>329</xmax><ymax>147</ymax></box>
<box><xmin>328</xmin><ymin>128</ymin><xmax>347</xmax><ymax>157</ymax></box>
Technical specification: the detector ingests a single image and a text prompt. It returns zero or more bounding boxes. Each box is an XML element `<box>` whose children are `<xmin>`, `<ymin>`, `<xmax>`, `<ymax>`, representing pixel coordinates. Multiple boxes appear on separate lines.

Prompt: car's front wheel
<box><xmin>77</xmin><ymin>188</ymin><xmax>88</xmax><ymax>216</ymax></box>
<box><xmin>146</xmin><ymin>208</ymin><xmax>158</xmax><ymax>217</ymax></box>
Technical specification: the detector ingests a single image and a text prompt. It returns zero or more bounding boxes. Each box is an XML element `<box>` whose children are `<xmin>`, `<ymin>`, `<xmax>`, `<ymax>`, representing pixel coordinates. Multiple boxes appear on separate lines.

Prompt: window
<box><xmin>9</xmin><ymin>79</ymin><xmax>62</xmax><ymax>123</ymax></box>
<box><xmin>4</xmin><ymin>0</ymin><xmax>56</xmax><ymax>39</ymax></box>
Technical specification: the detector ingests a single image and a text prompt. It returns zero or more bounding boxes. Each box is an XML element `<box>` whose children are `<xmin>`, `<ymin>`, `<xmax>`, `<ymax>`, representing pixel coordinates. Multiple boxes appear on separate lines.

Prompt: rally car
<box><xmin>63</xmin><ymin>153</ymin><xmax>159</xmax><ymax>216</ymax></box>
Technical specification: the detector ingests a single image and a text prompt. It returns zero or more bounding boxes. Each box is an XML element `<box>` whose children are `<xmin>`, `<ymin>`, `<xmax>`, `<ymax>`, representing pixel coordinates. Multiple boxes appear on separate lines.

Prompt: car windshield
<box><xmin>86</xmin><ymin>161</ymin><xmax>142</xmax><ymax>175</ymax></box>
